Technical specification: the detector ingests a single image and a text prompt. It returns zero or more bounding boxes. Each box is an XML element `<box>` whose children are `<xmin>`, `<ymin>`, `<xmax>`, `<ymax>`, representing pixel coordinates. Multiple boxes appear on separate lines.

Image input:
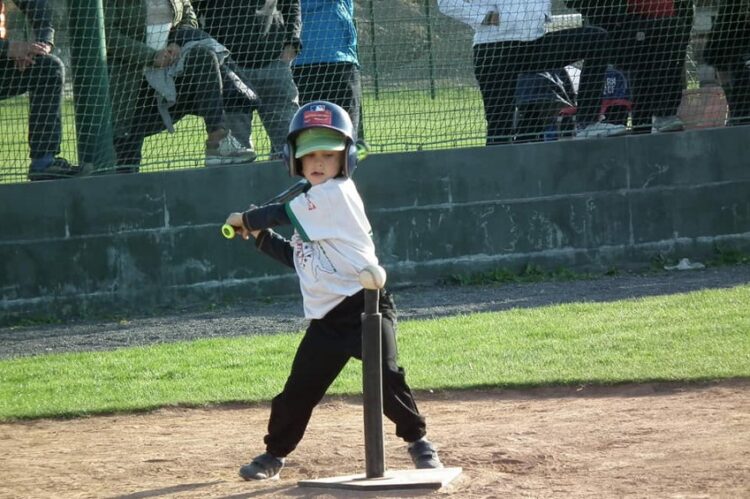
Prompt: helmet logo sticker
<box><xmin>303</xmin><ymin>107</ymin><xmax>333</xmax><ymax>126</ymax></box>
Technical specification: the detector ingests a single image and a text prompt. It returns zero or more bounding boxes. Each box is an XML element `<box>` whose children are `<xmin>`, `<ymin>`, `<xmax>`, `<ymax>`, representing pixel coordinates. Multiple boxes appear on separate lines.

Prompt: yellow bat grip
<box><xmin>221</xmin><ymin>224</ymin><xmax>236</xmax><ymax>239</ymax></box>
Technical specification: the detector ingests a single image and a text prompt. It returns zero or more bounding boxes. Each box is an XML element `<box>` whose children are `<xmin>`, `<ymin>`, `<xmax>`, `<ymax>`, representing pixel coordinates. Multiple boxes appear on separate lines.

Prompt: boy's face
<box><xmin>300</xmin><ymin>150</ymin><xmax>345</xmax><ymax>186</ymax></box>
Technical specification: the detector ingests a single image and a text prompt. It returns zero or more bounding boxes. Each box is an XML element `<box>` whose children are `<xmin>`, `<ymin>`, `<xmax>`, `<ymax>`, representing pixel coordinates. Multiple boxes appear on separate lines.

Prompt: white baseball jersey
<box><xmin>285</xmin><ymin>178</ymin><xmax>379</xmax><ymax>319</ymax></box>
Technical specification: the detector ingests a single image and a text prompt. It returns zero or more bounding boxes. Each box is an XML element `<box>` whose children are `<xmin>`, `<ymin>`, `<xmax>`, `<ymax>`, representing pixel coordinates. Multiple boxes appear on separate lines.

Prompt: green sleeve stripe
<box><xmin>285</xmin><ymin>202</ymin><xmax>311</xmax><ymax>242</ymax></box>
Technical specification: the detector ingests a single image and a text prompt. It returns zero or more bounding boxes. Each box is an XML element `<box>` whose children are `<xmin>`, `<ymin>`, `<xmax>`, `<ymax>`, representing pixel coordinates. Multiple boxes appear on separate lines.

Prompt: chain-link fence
<box><xmin>1</xmin><ymin>1</ymin><xmax>747</xmax><ymax>183</ymax></box>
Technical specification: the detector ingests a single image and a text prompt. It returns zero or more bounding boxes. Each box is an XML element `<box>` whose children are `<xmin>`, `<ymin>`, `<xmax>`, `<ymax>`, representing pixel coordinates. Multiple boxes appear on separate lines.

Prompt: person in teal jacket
<box><xmin>291</xmin><ymin>0</ymin><xmax>367</xmax><ymax>148</ymax></box>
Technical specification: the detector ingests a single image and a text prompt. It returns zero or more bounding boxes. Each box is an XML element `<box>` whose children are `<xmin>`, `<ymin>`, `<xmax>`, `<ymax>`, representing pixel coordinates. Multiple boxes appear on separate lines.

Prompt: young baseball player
<box><xmin>225</xmin><ymin>101</ymin><xmax>443</xmax><ymax>480</ymax></box>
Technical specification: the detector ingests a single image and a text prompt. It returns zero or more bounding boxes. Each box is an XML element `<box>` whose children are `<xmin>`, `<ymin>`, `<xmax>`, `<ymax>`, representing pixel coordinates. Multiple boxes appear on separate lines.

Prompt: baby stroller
<box><xmin>599</xmin><ymin>65</ymin><xmax>632</xmax><ymax>126</ymax></box>
<box><xmin>514</xmin><ymin>65</ymin><xmax>632</xmax><ymax>141</ymax></box>
<box><xmin>513</xmin><ymin>68</ymin><xmax>576</xmax><ymax>142</ymax></box>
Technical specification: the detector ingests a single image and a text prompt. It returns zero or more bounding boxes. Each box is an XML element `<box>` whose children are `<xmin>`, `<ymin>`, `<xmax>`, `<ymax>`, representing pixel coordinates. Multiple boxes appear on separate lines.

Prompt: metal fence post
<box><xmin>367</xmin><ymin>0</ymin><xmax>380</xmax><ymax>100</ymax></box>
<box><xmin>425</xmin><ymin>0</ymin><xmax>436</xmax><ymax>100</ymax></box>
<box><xmin>68</xmin><ymin>0</ymin><xmax>115</xmax><ymax>172</ymax></box>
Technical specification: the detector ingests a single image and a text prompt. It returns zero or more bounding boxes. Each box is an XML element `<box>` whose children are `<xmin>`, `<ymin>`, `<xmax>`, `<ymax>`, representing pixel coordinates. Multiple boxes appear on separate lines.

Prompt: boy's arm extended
<box><xmin>253</xmin><ymin>229</ymin><xmax>294</xmax><ymax>268</ymax></box>
<box><xmin>242</xmin><ymin>203</ymin><xmax>291</xmax><ymax>231</ymax></box>
<box><xmin>240</xmin><ymin>204</ymin><xmax>294</xmax><ymax>268</ymax></box>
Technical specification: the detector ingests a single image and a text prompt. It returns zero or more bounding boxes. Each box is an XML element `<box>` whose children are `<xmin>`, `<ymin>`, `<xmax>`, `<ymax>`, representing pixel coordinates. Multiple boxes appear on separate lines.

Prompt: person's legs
<box><xmin>240</xmin><ymin>297</ymin><xmax>358</xmax><ymax>481</ymax></box>
<box><xmin>171</xmin><ymin>47</ymin><xmax>255</xmax><ymax>165</ymax></box>
<box><xmin>342</xmin><ymin>63</ymin><xmax>365</xmax><ymax>144</ymax></box>
<box><xmin>727</xmin><ymin>64</ymin><xmax>750</xmax><ymax>125</ymax></box>
<box><xmin>223</xmin><ymin>109</ymin><xmax>255</xmax><ymax>149</ymax></box>
<box><xmin>524</xmin><ymin>26</ymin><xmax>627</xmax><ymax>138</ymax></box>
<box><xmin>113</xmin><ymin>80</ymin><xmax>163</xmax><ymax>172</ymax></box>
<box><xmin>293</xmin><ymin>62</ymin><xmax>362</xmax><ymax>142</ymax></box>
<box><xmin>371</xmin><ymin>290</ymin><xmax>441</xmax><ymax>468</ymax></box>
<box><xmin>520</xmin><ymin>26</ymin><xmax>610</xmax><ymax>126</ymax></box>
<box><xmin>349</xmin><ymin>67</ymin><xmax>366</xmax><ymax>145</ymax></box>
<box><xmin>605</xmin><ymin>23</ymin><xmax>648</xmax><ymax>132</ymax></box>
<box><xmin>262</xmin><ymin>321</ymin><xmax>351</xmax><ymax>458</ymax></box>
<box><xmin>0</xmin><ymin>59</ymin><xmax>26</xmax><ymax>100</ymax></box>
<box><xmin>377</xmin><ymin>291</ymin><xmax>427</xmax><ymax>443</ymax></box>
<box><xmin>248</xmin><ymin>59</ymin><xmax>300</xmax><ymax>158</ymax></box>
<box><xmin>473</xmin><ymin>42</ymin><xmax>518</xmax><ymax>145</ymax></box>
<box><xmin>172</xmin><ymin>46</ymin><xmax>225</xmax><ymax>134</ymax></box>
<box><xmin>327</xmin><ymin>290</ymin><xmax>429</xmax><ymax>442</ymax></box>
<box><xmin>112</xmin><ymin>133</ymin><xmax>146</xmax><ymax>172</ymax></box>
<box><xmin>24</xmin><ymin>55</ymin><xmax>64</xmax><ymax>161</ymax></box>
<box><xmin>625</xmin><ymin>35</ymin><xmax>657</xmax><ymax>132</ymax></box>
<box><xmin>265</xmin><ymin>289</ymin><xmax>427</xmax><ymax>448</ymax></box>
<box><xmin>222</xmin><ymin>84</ymin><xmax>256</xmax><ymax>150</ymax></box>
<box><xmin>1</xmin><ymin>56</ymin><xmax>79</xmax><ymax>179</ymax></box>
<box><xmin>291</xmin><ymin>64</ymin><xmax>319</xmax><ymax>105</ymax></box>
<box><xmin>632</xmin><ymin>15</ymin><xmax>691</xmax><ymax>132</ymax></box>
<box><xmin>654</xmin><ymin>16</ymin><xmax>692</xmax><ymax>119</ymax></box>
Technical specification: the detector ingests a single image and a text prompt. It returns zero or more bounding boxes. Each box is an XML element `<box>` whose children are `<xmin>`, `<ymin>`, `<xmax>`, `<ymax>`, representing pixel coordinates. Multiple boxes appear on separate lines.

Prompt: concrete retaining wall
<box><xmin>2</xmin><ymin>126</ymin><xmax>749</xmax><ymax>324</ymax></box>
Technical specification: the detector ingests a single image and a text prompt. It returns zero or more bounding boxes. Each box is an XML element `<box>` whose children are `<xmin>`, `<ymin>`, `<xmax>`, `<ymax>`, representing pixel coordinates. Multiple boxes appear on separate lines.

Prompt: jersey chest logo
<box><xmin>295</xmin><ymin>240</ymin><xmax>336</xmax><ymax>280</ymax></box>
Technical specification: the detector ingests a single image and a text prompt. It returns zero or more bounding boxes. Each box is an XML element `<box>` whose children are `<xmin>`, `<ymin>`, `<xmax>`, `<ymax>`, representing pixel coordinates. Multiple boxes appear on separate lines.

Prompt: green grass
<box><xmin>1</xmin><ymin>284</ymin><xmax>748</xmax><ymax>421</ymax></box>
<box><xmin>0</xmin><ymin>87</ymin><xmax>485</xmax><ymax>183</ymax></box>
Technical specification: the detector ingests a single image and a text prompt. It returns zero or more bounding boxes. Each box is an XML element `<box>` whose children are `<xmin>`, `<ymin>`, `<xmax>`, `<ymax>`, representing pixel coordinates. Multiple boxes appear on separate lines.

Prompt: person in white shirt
<box><xmin>224</xmin><ymin>100</ymin><xmax>443</xmax><ymax>480</ymax></box>
<box><xmin>438</xmin><ymin>0</ymin><xmax>627</xmax><ymax>142</ymax></box>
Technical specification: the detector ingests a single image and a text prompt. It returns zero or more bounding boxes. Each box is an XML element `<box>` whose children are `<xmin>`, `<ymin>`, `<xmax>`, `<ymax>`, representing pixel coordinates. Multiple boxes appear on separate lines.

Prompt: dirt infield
<box><xmin>2</xmin><ymin>380</ymin><xmax>749</xmax><ymax>498</ymax></box>
<box><xmin>3</xmin><ymin>267</ymin><xmax>750</xmax><ymax>497</ymax></box>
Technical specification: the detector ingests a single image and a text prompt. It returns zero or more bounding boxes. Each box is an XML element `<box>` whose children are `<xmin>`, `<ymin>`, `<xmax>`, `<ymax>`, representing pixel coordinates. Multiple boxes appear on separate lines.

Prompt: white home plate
<box><xmin>298</xmin><ymin>467</ymin><xmax>462</xmax><ymax>491</ymax></box>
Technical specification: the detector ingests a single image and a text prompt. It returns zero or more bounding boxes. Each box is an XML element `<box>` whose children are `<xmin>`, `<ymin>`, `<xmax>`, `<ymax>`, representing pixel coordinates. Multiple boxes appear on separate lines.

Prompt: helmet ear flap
<box><xmin>344</xmin><ymin>142</ymin><xmax>358</xmax><ymax>177</ymax></box>
<box><xmin>283</xmin><ymin>143</ymin><xmax>296</xmax><ymax>177</ymax></box>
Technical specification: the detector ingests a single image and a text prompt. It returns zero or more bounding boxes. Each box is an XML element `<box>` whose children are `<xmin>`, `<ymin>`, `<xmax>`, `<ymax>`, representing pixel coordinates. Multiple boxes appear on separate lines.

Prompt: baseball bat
<box><xmin>222</xmin><ymin>179</ymin><xmax>311</xmax><ymax>239</ymax></box>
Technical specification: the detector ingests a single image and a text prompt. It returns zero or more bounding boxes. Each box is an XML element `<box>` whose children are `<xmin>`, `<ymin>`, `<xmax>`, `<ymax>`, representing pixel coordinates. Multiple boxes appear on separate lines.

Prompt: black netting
<box><xmin>1</xmin><ymin>1</ymin><xmax>747</xmax><ymax>183</ymax></box>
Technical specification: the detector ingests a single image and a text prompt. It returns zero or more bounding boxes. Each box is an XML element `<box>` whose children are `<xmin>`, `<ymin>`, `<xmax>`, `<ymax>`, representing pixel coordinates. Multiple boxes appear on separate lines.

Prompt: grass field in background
<box><xmin>1</xmin><ymin>284</ymin><xmax>748</xmax><ymax>421</ymax></box>
<box><xmin>0</xmin><ymin>87</ymin><xmax>485</xmax><ymax>183</ymax></box>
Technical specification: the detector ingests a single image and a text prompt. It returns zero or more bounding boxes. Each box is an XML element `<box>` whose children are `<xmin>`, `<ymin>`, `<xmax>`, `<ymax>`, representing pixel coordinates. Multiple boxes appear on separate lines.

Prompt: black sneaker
<box><xmin>205</xmin><ymin>131</ymin><xmax>256</xmax><ymax>166</ymax></box>
<box><xmin>408</xmin><ymin>439</ymin><xmax>443</xmax><ymax>469</ymax></box>
<box><xmin>239</xmin><ymin>452</ymin><xmax>285</xmax><ymax>480</ymax></box>
<box><xmin>28</xmin><ymin>157</ymin><xmax>82</xmax><ymax>181</ymax></box>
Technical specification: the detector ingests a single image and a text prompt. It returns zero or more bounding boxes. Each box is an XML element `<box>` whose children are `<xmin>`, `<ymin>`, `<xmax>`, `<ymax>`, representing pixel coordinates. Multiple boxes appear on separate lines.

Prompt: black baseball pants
<box><xmin>262</xmin><ymin>289</ymin><xmax>426</xmax><ymax>458</ymax></box>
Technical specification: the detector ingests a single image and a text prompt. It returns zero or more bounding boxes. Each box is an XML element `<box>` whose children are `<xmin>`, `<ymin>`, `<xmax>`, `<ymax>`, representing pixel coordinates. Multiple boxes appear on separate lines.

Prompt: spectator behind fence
<box><xmin>194</xmin><ymin>0</ymin><xmax>301</xmax><ymax>159</ymax></box>
<box><xmin>704</xmin><ymin>0</ymin><xmax>750</xmax><ymax>126</ymax></box>
<box><xmin>567</xmin><ymin>0</ymin><xmax>693</xmax><ymax>134</ymax></box>
<box><xmin>0</xmin><ymin>0</ymin><xmax>80</xmax><ymax>181</ymax></box>
<box><xmin>437</xmin><ymin>0</ymin><xmax>626</xmax><ymax>144</ymax></box>
<box><xmin>291</xmin><ymin>0</ymin><xmax>368</xmax><ymax>152</ymax></box>
<box><xmin>104</xmin><ymin>0</ymin><xmax>254</xmax><ymax>173</ymax></box>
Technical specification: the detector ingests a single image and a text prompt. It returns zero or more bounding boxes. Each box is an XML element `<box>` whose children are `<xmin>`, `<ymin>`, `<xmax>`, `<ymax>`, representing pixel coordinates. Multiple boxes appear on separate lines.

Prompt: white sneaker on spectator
<box><xmin>574</xmin><ymin>122</ymin><xmax>627</xmax><ymax>139</ymax></box>
<box><xmin>206</xmin><ymin>131</ymin><xmax>257</xmax><ymax>166</ymax></box>
<box><xmin>652</xmin><ymin>115</ymin><xmax>685</xmax><ymax>133</ymax></box>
